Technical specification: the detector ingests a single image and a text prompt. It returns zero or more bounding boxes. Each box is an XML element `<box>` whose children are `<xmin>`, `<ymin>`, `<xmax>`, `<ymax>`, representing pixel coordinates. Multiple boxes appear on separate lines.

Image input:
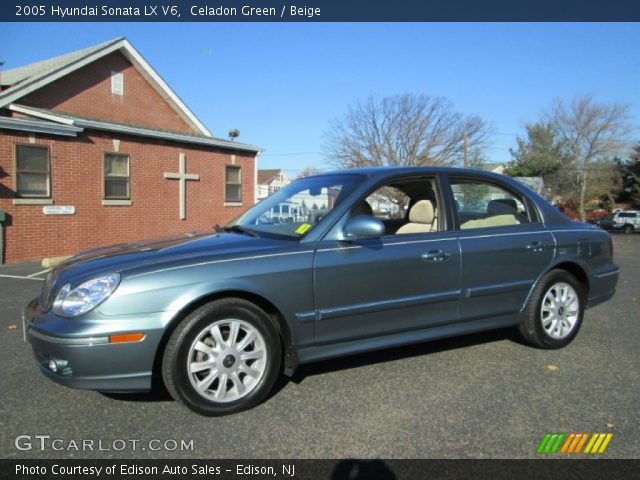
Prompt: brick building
<box><xmin>0</xmin><ymin>38</ymin><xmax>261</xmax><ymax>263</ymax></box>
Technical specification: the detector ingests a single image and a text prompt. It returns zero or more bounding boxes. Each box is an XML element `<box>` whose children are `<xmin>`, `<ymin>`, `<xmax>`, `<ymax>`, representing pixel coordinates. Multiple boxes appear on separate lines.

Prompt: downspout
<box><xmin>0</xmin><ymin>208</ymin><xmax>5</xmax><ymax>264</ymax></box>
<box><xmin>254</xmin><ymin>151</ymin><xmax>261</xmax><ymax>205</ymax></box>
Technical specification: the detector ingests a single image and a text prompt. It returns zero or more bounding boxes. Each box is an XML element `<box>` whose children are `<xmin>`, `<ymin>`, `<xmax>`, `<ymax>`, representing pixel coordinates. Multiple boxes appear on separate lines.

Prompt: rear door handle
<box><xmin>421</xmin><ymin>250</ymin><xmax>451</xmax><ymax>262</ymax></box>
<box><xmin>526</xmin><ymin>241</ymin><xmax>545</xmax><ymax>252</ymax></box>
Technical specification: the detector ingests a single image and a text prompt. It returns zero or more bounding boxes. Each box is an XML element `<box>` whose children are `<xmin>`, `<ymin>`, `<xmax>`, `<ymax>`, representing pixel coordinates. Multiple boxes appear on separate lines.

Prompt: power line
<box><xmin>260</xmin><ymin>132</ymin><xmax>521</xmax><ymax>159</ymax></box>
<box><xmin>260</xmin><ymin>151</ymin><xmax>321</xmax><ymax>156</ymax></box>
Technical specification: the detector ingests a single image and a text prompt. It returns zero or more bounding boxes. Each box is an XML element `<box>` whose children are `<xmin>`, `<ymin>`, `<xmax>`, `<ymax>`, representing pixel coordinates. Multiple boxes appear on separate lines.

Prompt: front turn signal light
<box><xmin>109</xmin><ymin>333</ymin><xmax>145</xmax><ymax>343</ymax></box>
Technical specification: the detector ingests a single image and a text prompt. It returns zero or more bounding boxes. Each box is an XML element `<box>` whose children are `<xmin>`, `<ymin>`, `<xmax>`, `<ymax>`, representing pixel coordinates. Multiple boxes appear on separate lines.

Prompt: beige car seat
<box><xmin>396</xmin><ymin>200</ymin><xmax>437</xmax><ymax>234</ymax></box>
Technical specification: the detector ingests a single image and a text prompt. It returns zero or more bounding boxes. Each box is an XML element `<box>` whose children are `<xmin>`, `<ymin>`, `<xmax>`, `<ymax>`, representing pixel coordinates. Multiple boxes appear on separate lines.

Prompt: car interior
<box><xmin>351</xmin><ymin>177</ymin><xmax>440</xmax><ymax>235</ymax></box>
<box><xmin>458</xmin><ymin>198</ymin><xmax>524</xmax><ymax>229</ymax></box>
<box><xmin>351</xmin><ymin>177</ymin><xmax>532</xmax><ymax>235</ymax></box>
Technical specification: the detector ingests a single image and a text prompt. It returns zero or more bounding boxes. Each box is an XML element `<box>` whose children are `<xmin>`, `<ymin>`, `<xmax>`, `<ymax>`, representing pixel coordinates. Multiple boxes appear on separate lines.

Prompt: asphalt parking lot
<box><xmin>1</xmin><ymin>235</ymin><xmax>638</xmax><ymax>459</ymax></box>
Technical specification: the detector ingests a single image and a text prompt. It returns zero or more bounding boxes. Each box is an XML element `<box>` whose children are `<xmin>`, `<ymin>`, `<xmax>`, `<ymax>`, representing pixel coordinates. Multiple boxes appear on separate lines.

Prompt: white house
<box><xmin>256</xmin><ymin>169</ymin><xmax>290</xmax><ymax>202</ymax></box>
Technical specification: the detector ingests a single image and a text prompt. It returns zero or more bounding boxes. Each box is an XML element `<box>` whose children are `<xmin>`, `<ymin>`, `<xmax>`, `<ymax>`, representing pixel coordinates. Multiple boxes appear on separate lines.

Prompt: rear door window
<box><xmin>450</xmin><ymin>179</ymin><xmax>532</xmax><ymax>230</ymax></box>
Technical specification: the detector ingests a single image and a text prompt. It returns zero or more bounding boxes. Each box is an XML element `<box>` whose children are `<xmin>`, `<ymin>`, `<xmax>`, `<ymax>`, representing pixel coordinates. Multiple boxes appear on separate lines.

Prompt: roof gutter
<box><xmin>0</xmin><ymin>116</ymin><xmax>83</xmax><ymax>137</ymax></box>
<box><xmin>75</xmin><ymin>117</ymin><xmax>263</xmax><ymax>153</ymax></box>
<box><xmin>7</xmin><ymin>104</ymin><xmax>263</xmax><ymax>153</ymax></box>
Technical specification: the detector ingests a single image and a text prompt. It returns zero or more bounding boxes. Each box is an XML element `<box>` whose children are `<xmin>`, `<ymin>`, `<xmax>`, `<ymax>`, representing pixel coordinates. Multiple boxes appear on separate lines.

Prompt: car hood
<box><xmin>48</xmin><ymin>231</ymin><xmax>296</xmax><ymax>287</ymax></box>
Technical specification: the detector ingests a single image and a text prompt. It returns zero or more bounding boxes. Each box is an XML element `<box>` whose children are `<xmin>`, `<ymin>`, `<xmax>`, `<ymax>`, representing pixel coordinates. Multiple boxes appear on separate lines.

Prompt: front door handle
<box><xmin>421</xmin><ymin>250</ymin><xmax>451</xmax><ymax>262</ymax></box>
<box><xmin>526</xmin><ymin>241</ymin><xmax>545</xmax><ymax>252</ymax></box>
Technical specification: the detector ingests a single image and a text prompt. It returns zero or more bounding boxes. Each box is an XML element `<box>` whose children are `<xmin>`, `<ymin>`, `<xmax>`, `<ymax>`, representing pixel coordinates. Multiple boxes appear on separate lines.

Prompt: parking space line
<box><xmin>0</xmin><ymin>274</ymin><xmax>45</xmax><ymax>281</ymax></box>
<box><xmin>26</xmin><ymin>269</ymin><xmax>50</xmax><ymax>278</ymax></box>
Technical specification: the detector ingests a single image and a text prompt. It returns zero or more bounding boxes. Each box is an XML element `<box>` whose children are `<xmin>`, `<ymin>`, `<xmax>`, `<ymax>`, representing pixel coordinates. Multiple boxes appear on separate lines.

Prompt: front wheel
<box><xmin>518</xmin><ymin>270</ymin><xmax>585</xmax><ymax>349</ymax></box>
<box><xmin>162</xmin><ymin>298</ymin><xmax>282</xmax><ymax>416</ymax></box>
<box><xmin>623</xmin><ymin>224</ymin><xmax>634</xmax><ymax>234</ymax></box>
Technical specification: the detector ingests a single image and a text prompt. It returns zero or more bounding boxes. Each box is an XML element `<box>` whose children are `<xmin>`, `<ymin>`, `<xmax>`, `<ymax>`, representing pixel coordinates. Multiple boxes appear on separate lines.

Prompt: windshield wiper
<box><xmin>223</xmin><ymin>225</ymin><xmax>259</xmax><ymax>237</ymax></box>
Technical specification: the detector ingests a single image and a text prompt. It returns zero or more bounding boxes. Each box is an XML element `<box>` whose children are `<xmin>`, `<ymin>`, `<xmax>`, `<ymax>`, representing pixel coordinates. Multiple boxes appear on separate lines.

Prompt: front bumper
<box><xmin>23</xmin><ymin>298</ymin><xmax>167</xmax><ymax>392</ymax></box>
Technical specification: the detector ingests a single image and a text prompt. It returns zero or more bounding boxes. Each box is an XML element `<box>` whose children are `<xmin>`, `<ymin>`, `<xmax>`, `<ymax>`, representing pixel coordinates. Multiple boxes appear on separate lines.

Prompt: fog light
<box><xmin>47</xmin><ymin>358</ymin><xmax>68</xmax><ymax>373</ymax></box>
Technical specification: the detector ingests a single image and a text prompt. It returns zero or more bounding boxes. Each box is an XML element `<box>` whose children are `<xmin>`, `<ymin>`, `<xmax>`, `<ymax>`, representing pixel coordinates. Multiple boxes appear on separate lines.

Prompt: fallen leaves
<box><xmin>547</xmin><ymin>364</ymin><xmax>559</xmax><ymax>372</ymax></box>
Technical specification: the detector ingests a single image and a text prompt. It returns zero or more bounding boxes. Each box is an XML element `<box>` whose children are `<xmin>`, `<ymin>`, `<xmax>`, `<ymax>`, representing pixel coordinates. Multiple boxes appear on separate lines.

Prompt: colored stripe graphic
<box><xmin>549</xmin><ymin>434</ymin><xmax>565</xmax><ymax>453</ymax></box>
<box><xmin>536</xmin><ymin>434</ymin><xmax>552</xmax><ymax>454</ymax></box>
<box><xmin>560</xmin><ymin>433</ymin><xmax>575</xmax><ymax>454</ymax></box>
<box><xmin>537</xmin><ymin>433</ymin><xmax>565</xmax><ymax>454</ymax></box>
<box><xmin>537</xmin><ymin>433</ymin><xmax>612</xmax><ymax>455</ymax></box>
<box><xmin>584</xmin><ymin>433</ymin><xmax>599</xmax><ymax>453</ymax></box>
<box><xmin>585</xmin><ymin>433</ymin><xmax>614</xmax><ymax>454</ymax></box>
<box><xmin>536</xmin><ymin>433</ymin><xmax>551</xmax><ymax>455</ymax></box>
<box><xmin>574</xmin><ymin>433</ymin><xmax>589</xmax><ymax>454</ymax></box>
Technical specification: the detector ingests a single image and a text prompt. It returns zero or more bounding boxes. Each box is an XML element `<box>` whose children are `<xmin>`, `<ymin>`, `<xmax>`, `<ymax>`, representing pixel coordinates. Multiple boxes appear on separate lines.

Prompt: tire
<box><xmin>623</xmin><ymin>224</ymin><xmax>634</xmax><ymax>234</ymax></box>
<box><xmin>162</xmin><ymin>298</ymin><xmax>282</xmax><ymax>416</ymax></box>
<box><xmin>518</xmin><ymin>269</ymin><xmax>585</xmax><ymax>349</ymax></box>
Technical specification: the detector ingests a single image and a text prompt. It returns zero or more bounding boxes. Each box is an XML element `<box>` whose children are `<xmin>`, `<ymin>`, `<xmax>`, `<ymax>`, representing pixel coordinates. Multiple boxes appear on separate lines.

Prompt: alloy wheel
<box><xmin>186</xmin><ymin>319</ymin><xmax>267</xmax><ymax>403</ymax></box>
<box><xmin>540</xmin><ymin>282</ymin><xmax>580</xmax><ymax>339</ymax></box>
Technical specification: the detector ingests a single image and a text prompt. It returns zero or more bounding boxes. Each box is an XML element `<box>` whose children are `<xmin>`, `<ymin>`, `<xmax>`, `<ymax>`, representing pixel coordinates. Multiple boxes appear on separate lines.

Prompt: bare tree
<box><xmin>546</xmin><ymin>95</ymin><xmax>635</xmax><ymax>221</ymax></box>
<box><xmin>324</xmin><ymin>94</ymin><xmax>487</xmax><ymax>169</ymax></box>
<box><xmin>295</xmin><ymin>166</ymin><xmax>325</xmax><ymax>179</ymax></box>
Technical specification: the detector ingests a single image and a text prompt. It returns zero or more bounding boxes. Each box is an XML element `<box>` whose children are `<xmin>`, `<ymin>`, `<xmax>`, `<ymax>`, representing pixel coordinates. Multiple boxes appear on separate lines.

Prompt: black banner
<box><xmin>3</xmin><ymin>0</ymin><xmax>640</xmax><ymax>22</ymax></box>
<box><xmin>3</xmin><ymin>459</ymin><xmax>640</xmax><ymax>480</ymax></box>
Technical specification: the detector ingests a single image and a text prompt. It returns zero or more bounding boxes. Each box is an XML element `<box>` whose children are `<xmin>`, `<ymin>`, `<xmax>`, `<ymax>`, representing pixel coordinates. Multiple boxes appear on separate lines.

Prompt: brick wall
<box><xmin>0</xmin><ymin>130</ymin><xmax>255</xmax><ymax>263</ymax></box>
<box><xmin>20</xmin><ymin>52</ymin><xmax>196</xmax><ymax>134</ymax></box>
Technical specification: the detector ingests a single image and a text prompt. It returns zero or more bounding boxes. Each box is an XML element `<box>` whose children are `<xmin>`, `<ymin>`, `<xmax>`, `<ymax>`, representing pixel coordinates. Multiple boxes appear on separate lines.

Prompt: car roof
<box><xmin>320</xmin><ymin>166</ymin><xmax>506</xmax><ymax>179</ymax></box>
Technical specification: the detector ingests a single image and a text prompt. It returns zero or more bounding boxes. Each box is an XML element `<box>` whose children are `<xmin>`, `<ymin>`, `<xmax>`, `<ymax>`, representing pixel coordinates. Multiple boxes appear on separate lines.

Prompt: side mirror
<box><xmin>343</xmin><ymin>215</ymin><xmax>385</xmax><ymax>240</ymax></box>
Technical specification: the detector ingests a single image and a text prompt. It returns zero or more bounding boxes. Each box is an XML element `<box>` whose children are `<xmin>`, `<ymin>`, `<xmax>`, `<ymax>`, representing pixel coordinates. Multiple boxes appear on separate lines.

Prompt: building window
<box><xmin>225</xmin><ymin>166</ymin><xmax>242</xmax><ymax>203</ymax></box>
<box><xmin>16</xmin><ymin>145</ymin><xmax>50</xmax><ymax>197</ymax></box>
<box><xmin>104</xmin><ymin>153</ymin><xmax>130</xmax><ymax>199</ymax></box>
<box><xmin>111</xmin><ymin>71</ymin><xmax>124</xmax><ymax>95</ymax></box>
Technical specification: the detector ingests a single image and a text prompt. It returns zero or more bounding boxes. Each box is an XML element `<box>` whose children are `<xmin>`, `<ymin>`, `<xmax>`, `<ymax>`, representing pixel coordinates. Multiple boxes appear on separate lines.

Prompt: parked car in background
<box><xmin>611</xmin><ymin>210</ymin><xmax>640</xmax><ymax>233</ymax></box>
<box><xmin>23</xmin><ymin>167</ymin><xmax>619</xmax><ymax>416</ymax></box>
<box><xmin>591</xmin><ymin>214</ymin><xmax>615</xmax><ymax>231</ymax></box>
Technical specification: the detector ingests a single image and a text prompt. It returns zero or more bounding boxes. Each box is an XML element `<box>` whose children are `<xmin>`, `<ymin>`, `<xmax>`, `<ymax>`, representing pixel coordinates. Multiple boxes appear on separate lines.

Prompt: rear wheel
<box><xmin>623</xmin><ymin>224</ymin><xmax>634</xmax><ymax>234</ymax></box>
<box><xmin>162</xmin><ymin>298</ymin><xmax>281</xmax><ymax>416</ymax></box>
<box><xmin>519</xmin><ymin>269</ymin><xmax>585</xmax><ymax>349</ymax></box>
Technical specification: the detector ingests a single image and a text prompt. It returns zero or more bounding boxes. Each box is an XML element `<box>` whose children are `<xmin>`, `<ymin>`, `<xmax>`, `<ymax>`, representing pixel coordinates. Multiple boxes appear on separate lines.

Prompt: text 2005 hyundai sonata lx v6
<box><xmin>24</xmin><ymin>167</ymin><xmax>619</xmax><ymax>415</ymax></box>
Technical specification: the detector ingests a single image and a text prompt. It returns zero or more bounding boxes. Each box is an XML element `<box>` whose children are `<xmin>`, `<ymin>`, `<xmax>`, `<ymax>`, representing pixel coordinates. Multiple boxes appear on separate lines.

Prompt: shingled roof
<box><xmin>1</xmin><ymin>38</ymin><xmax>121</xmax><ymax>87</ymax></box>
<box><xmin>0</xmin><ymin>37</ymin><xmax>211</xmax><ymax>136</ymax></box>
<box><xmin>257</xmin><ymin>169</ymin><xmax>283</xmax><ymax>185</ymax></box>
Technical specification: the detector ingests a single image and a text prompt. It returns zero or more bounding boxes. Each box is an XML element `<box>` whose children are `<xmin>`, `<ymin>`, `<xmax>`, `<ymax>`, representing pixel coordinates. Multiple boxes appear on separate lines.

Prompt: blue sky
<box><xmin>1</xmin><ymin>23</ymin><xmax>638</xmax><ymax>175</ymax></box>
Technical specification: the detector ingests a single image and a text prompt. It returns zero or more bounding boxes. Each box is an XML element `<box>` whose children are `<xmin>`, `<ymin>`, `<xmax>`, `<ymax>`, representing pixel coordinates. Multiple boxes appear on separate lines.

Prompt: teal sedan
<box><xmin>24</xmin><ymin>167</ymin><xmax>619</xmax><ymax>415</ymax></box>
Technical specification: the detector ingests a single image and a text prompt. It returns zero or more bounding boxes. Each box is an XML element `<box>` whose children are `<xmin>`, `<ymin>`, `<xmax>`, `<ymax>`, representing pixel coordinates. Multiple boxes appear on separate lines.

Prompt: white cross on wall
<box><xmin>164</xmin><ymin>153</ymin><xmax>200</xmax><ymax>220</ymax></box>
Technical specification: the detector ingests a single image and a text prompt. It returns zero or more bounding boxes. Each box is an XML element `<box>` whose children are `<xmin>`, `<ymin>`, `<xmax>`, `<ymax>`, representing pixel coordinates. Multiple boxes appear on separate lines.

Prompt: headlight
<box><xmin>52</xmin><ymin>273</ymin><xmax>120</xmax><ymax>317</ymax></box>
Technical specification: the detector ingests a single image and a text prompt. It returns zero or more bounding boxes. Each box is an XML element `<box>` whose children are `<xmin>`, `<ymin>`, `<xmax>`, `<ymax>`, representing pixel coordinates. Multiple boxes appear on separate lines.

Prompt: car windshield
<box><xmin>226</xmin><ymin>173</ymin><xmax>365</xmax><ymax>238</ymax></box>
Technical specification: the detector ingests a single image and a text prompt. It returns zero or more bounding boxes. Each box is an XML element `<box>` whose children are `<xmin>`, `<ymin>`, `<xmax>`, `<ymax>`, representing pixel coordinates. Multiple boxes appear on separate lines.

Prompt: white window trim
<box><xmin>111</xmin><ymin>71</ymin><xmax>124</xmax><ymax>96</ymax></box>
<box><xmin>13</xmin><ymin>198</ymin><xmax>54</xmax><ymax>205</ymax></box>
<box><xmin>102</xmin><ymin>199</ymin><xmax>132</xmax><ymax>206</ymax></box>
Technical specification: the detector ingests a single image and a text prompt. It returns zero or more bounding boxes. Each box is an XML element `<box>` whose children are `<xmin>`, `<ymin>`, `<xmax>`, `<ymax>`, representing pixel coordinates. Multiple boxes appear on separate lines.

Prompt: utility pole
<box><xmin>463</xmin><ymin>130</ymin><xmax>468</xmax><ymax>168</ymax></box>
<box><xmin>462</xmin><ymin>130</ymin><xmax>468</xmax><ymax>206</ymax></box>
